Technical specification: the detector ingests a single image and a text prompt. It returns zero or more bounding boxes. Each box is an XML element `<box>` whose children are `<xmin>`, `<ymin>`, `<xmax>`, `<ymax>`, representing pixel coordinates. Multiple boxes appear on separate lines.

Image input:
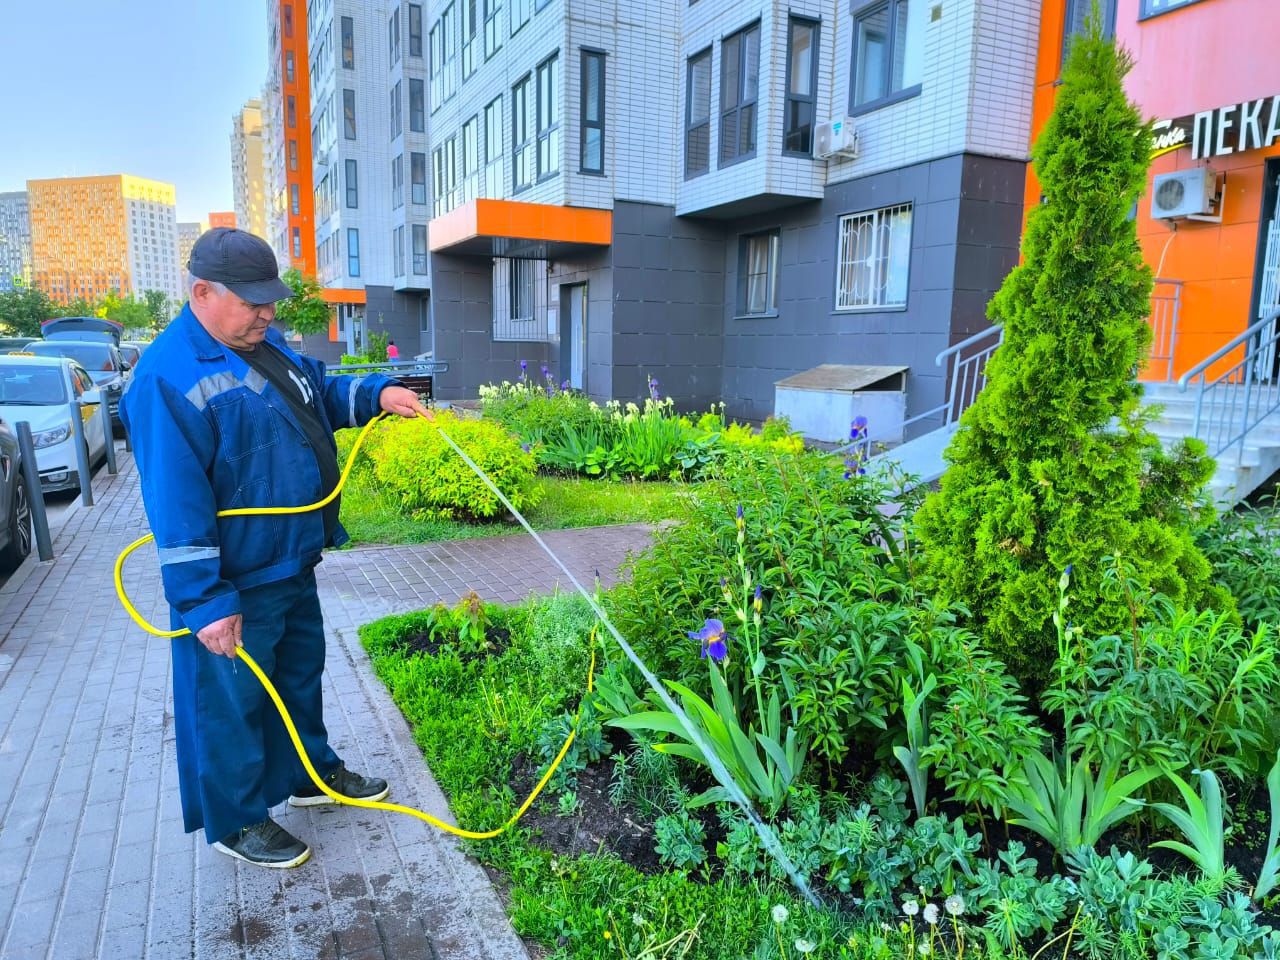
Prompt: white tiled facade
<box><xmin>231</xmin><ymin>99</ymin><xmax>269</xmax><ymax>241</ymax></box>
<box><xmin>124</xmin><ymin>195</ymin><xmax>182</xmax><ymax>306</ymax></box>
<box><xmin>0</xmin><ymin>192</ymin><xmax>31</xmax><ymax>292</ymax></box>
<box><xmin>264</xmin><ymin>0</ymin><xmax>290</xmax><ymax>268</ymax></box>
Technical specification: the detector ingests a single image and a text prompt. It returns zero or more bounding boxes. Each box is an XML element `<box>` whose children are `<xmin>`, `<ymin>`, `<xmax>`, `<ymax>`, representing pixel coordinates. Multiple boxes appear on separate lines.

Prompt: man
<box><xmin>122</xmin><ymin>228</ymin><xmax>429</xmax><ymax>869</ymax></box>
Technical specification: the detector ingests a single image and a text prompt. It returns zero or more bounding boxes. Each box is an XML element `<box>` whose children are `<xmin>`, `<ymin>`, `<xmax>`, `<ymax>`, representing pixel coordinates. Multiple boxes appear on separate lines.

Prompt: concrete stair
<box><xmin>865</xmin><ymin>383</ymin><xmax>1280</xmax><ymax>506</ymax></box>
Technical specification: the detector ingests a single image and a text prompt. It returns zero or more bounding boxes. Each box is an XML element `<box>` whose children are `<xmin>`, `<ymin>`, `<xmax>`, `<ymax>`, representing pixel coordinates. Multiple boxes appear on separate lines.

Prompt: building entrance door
<box><xmin>567</xmin><ymin>283</ymin><xmax>587</xmax><ymax>391</ymax></box>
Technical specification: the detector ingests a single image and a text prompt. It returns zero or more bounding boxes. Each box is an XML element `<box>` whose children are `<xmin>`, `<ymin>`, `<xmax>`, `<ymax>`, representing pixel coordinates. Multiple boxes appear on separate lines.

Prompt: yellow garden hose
<box><xmin>113</xmin><ymin>411</ymin><xmax>593</xmax><ymax>840</ymax></box>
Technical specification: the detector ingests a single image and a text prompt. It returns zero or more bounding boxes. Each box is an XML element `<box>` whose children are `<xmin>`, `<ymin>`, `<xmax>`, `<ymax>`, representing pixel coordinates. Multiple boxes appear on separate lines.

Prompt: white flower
<box><xmin>917</xmin><ymin>944</ymin><xmax>931</xmax><ymax>956</ymax></box>
<box><xmin>793</xmin><ymin>939</ymin><xmax>816</xmax><ymax>954</ymax></box>
<box><xmin>945</xmin><ymin>894</ymin><xmax>965</xmax><ymax>916</ymax></box>
<box><xmin>902</xmin><ymin>899</ymin><xmax>920</xmax><ymax>917</ymax></box>
<box><xmin>922</xmin><ymin>903</ymin><xmax>939</xmax><ymax>925</ymax></box>
<box><xmin>631</xmin><ymin>912</ymin><xmax>645</xmax><ymax>927</ymax></box>
<box><xmin>771</xmin><ymin>905</ymin><xmax>789</xmax><ymax>925</ymax></box>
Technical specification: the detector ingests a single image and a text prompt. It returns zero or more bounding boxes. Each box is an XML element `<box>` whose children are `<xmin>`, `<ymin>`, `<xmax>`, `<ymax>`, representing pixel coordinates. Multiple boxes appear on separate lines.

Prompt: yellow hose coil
<box><xmin>114</xmin><ymin>411</ymin><xmax>593</xmax><ymax>839</ymax></box>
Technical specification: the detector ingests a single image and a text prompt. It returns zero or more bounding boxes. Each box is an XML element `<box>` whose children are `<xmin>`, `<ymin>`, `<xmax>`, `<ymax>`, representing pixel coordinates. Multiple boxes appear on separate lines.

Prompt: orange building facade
<box><xmin>1027</xmin><ymin>0</ymin><xmax>1280</xmax><ymax>381</ymax></box>
<box><xmin>207</xmin><ymin>212</ymin><xmax>238</xmax><ymax>230</ymax></box>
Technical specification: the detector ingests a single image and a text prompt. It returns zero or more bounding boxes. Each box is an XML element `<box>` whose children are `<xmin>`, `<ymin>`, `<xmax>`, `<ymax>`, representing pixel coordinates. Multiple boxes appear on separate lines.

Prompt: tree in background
<box><xmin>142</xmin><ymin>289</ymin><xmax>173</xmax><ymax>336</ymax></box>
<box><xmin>0</xmin><ymin>279</ymin><xmax>56</xmax><ymax>337</ymax></box>
<box><xmin>274</xmin><ymin>269</ymin><xmax>331</xmax><ymax>338</ymax></box>
<box><xmin>96</xmin><ymin>290</ymin><xmax>152</xmax><ymax>334</ymax></box>
<box><xmin>913</xmin><ymin>18</ymin><xmax>1224</xmax><ymax>686</ymax></box>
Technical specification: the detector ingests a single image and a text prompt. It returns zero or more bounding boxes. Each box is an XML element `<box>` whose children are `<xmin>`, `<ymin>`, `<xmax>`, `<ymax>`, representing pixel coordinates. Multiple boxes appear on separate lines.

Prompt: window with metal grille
<box><xmin>580</xmin><ymin>50</ymin><xmax>605</xmax><ymax>174</ymax></box>
<box><xmin>737</xmin><ymin>229</ymin><xmax>779</xmax><ymax>316</ymax></box>
<box><xmin>536</xmin><ymin>54</ymin><xmax>559</xmax><ymax>180</ymax></box>
<box><xmin>411</xmin><ymin>152</ymin><xmax>427</xmax><ymax>205</ymax></box>
<box><xmin>835</xmin><ymin>203</ymin><xmax>913</xmax><ymax>310</ymax></box>
<box><xmin>413</xmin><ymin>225</ymin><xmax>428</xmax><ymax>274</ymax></box>
<box><xmin>784</xmin><ymin>18</ymin><xmax>819</xmax><ymax>155</ymax></box>
<box><xmin>513</xmin><ymin>74</ymin><xmax>533</xmax><ymax>192</ymax></box>
<box><xmin>720</xmin><ymin>23</ymin><xmax>759</xmax><ymax>166</ymax></box>
<box><xmin>684</xmin><ymin>49</ymin><xmax>711</xmax><ymax>178</ymax></box>
<box><xmin>492</xmin><ymin>258</ymin><xmax>549</xmax><ymax>340</ymax></box>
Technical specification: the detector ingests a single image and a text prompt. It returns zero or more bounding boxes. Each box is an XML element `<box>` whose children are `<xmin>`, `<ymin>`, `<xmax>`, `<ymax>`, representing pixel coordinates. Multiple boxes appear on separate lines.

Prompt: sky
<box><xmin>0</xmin><ymin>0</ymin><xmax>268</xmax><ymax>223</ymax></box>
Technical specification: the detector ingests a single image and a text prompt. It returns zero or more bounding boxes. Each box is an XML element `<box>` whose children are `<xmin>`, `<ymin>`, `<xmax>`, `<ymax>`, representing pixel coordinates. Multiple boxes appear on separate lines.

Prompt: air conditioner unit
<box><xmin>814</xmin><ymin>118</ymin><xmax>860</xmax><ymax>160</ymax></box>
<box><xmin>1151</xmin><ymin>168</ymin><xmax>1218</xmax><ymax>220</ymax></box>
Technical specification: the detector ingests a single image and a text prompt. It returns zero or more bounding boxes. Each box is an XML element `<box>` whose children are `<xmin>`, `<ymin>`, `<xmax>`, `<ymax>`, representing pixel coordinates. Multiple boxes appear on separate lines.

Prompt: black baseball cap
<box><xmin>188</xmin><ymin>227</ymin><xmax>294</xmax><ymax>304</ymax></box>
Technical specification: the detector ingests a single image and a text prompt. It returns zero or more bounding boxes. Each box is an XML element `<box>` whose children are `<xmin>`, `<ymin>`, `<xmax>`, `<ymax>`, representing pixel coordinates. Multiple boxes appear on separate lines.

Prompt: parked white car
<box><xmin>0</xmin><ymin>356</ymin><xmax>108</xmax><ymax>494</ymax></box>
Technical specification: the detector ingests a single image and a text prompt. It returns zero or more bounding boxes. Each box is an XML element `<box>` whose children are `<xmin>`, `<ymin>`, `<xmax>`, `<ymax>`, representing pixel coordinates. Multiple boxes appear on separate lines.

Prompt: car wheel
<box><xmin>0</xmin><ymin>473</ymin><xmax>33</xmax><ymax>573</ymax></box>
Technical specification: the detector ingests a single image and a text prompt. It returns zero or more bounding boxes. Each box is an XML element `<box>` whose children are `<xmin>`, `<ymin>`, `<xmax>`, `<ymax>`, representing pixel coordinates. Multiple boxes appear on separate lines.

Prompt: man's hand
<box><xmin>379</xmin><ymin>385</ymin><xmax>433</xmax><ymax>420</ymax></box>
<box><xmin>197</xmin><ymin>613</ymin><xmax>243</xmax><ymax>659</ymax></box>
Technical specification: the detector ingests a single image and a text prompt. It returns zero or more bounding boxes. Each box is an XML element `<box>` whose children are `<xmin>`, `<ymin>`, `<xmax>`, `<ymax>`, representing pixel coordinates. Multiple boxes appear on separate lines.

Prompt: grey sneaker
<box><xmin>213</xmin><ymin>818</ymin><xmax>311</xmax><ymax>869</ymax></box>
<box><xmin>288</xmin><ymin>762</ymin><xmax>390</xmax><ymax>807</ymax></box>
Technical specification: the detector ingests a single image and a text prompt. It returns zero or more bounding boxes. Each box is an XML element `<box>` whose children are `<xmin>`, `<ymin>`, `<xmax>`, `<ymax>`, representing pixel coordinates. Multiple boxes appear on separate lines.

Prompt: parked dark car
<box><xmin>117</xmin><ymin>343</ymin><xmax>142</xmax><ymax>369</ymax></box>
<box><xmin>0</xmin><ymin>417</ymin><xmax>32</xmax><ymax>572</ymax></box>
<box><xmin>40</xmin><ymin>317</ymin><xmax>124</xmax><ymax>345</ymax></box>
<box><xmin>0</xmin><ymin>338</ymin><xmax>36</xmax><ymax>352</ymax></box>
<box><xmin>23</xmin><ymin>341</ymin><xmax>129</xmax><ymax>428</ymax></box>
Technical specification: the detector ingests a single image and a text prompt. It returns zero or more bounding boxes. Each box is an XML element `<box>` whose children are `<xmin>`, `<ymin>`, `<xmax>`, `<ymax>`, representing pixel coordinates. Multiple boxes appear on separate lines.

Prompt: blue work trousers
<box><xmin>170</xmin><ymin>568</ymin><xmax>341</xmax><ymax>843</ymax></box>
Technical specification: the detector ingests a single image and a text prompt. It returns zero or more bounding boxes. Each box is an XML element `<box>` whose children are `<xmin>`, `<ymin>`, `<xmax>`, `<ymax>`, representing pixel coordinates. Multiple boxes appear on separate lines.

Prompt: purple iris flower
<box><xmin>753</xmin><ymin>584</ymin><xmax>762</xmax><ymax>614</ymax></box>
<box><xmin>688</xmin><ymin>619</ymin><xmax>729</xmax><ymax>662</ymax></box>
<box><xmin>850</xmin><ymin>416</ymin><xmax>869</xmax><ymax>440</ymax></box>
<box><xmin>736</xmin><ymin>504</ymin><xmax>744</xmax><ymax>521</ymax></box>
<box><xmin>561</xmin><ymin>380</ymin><xmax>570</xmax><ymax>391</ymax></box>
<box><xmin>520</xmin><ymin>443</ymin><xmax>531</xmax><ymax>453</ymax></box>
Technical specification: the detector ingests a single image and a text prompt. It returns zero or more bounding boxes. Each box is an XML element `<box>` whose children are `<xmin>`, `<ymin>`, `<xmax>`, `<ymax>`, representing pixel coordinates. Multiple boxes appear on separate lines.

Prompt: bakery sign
<box><xmin>1151</xmin><ymin>94</ymin><xmax>1280</xmax><ymax>161</ymax></box>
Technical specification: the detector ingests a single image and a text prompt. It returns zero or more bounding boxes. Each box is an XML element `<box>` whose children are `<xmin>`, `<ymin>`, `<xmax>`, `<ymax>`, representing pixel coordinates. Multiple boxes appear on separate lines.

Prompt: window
<box><xmin>283</xmin><ymin>3</ymin><xmax>293</xmax><ymax>38</ymax></box>
<box><xmin>285</xmin><ymin>50</ymin><xmax>295</xmax><ymax>83</ymax></box>
<box><xmin>850</xmin><ymin>0</ymin><xmax>923</xmax><ymax>111</ymax></box>
<box><xmin>288</xmin><ymin>139</ymin><xmax>299</xmax><ymax>171</ymax></box>
<box><xmin>513</xmin><ymin>74</ymin><xmax>533</xmax><ymax>191</ymax></box>
<box><xmin>345</xmin><ymin>159</ymin><xmax>358</xmax><ymax>208</ymax></box>
<box><xmin>341</xmin><ymin>16</ymin><xmax>355</xmax><ymax>68</ymax></box>
<box><xmin>395</xmin><ymin>225</ymin><xmax>406</xmax><ymax>275</ymax></box>
<box><xmin>720</xmin><ymin>23</ymin><xmax>760</xmax><ymax>166</ymax></box>
<box><xmin>536</xmin><ymin>54</ymin><xmax>559</xmax><ymax>180</ymax></box>
<box><xmin>390</xmin><ymin>81</ymin><xmax>402</xmax><ymax>138</ymax></box>
<box><xmin>432</xmin><ymin>147</ymin><xmax>445</xmax><ymax>216</ymax></box>
<box><xmin>484</xmin><ymin>95</ymin><xmax>503</xmax><ymax>196</ymax></box>
<box><xmin>389</xmin><ymin>6</ymin><xmax>401</xmax><ymax>64</ymax></box>
<box><xmin>290</xmin><ymin>183</ymin><xmax>300</xmax><ymax>215</ymax></box>
<box><xmin>410</xmin><ymin>78</ymin><xmax>426</xmax><ymax>131</ymax></box>
<box><xmin>429</xmin><ymin>20</ymin><xmax>443</xmax><ymax>107</ymax></box>
<box><xmin>413</xmin><ymin>225</ymin><xmax>428</xmax><ymax>274</ymax></box>
<box><xmin>835</xmin><ymin>203</ymin><xmax>913</xmax><ymax>310</ymax></box>
<box><xmin>738</xmin><ymin>230</ymin><xmax>779</xmax><ymax>316</ymax></box>
<box><xmin>292</xmin><ymin>227</ymin><xmax>301</xmax><ymax>258</ymax></box>
<box><xmin>784</xmin><ymin>18</ymin><xmax>819</xmax><ymax>155</ymax></box>
<box><xmin>1063</xmin><ymin>0</ymin><xmax>1117</xmax><ymax>63</ymax></box>
<box><xmin>441</xmin><ymin>5</ymin><xmax>457</xmax><ymax>102</ymax></box>
<box><xmin>411</xmin><ymin>152</ymin><xmax>427</xmax><ymax>205</ymax></box>
<box><xmin>462</xmin><ymin>0</ymin><xmax>478</xmax><ymax>78</ymax></box>
<box><xmin>462</xmin><ymin>116</ymin><xmax>480</xmax><ymax>201</ymax></box>
<box><xmin>685</xmin><ymin>49</ymin><xmax>711</xmax><ymax>178</ymax></box>
<box><xmin>484</xmin><ymin>0</ymin><xmax>502</xmax><ymax>57</ymax></box>
<box><xmin>347</xmin><ymin>228</ymin><xmax>360</xmax><ymax>276</ymax></box>
<box><xmin>445</xmin><ymin>137</ymin><xmax>458</xmax><ymax>209</ymax></box>
<box><xmin>409</xmin><ymin>3</ymin><xmax>423</xmax><ymax>55</ymax></box>
<box><xmin>392</xmin><ymin>154</ymin><xmax>404</xmax><ymax>208</ymax></box>
<box><xmin>1141</xmin><ymin>0</ymin><xmax>1204</xmax><ymax>15</ymax></box>
<box><xmin>287</xmin><ymin>95</ymin><xmax>297</xmax><ymax>128</ymax></box>
<box><xmin>343</xmin><ymin>88</ymin><xmax>357</xmax><ymax>139</ymax></box>
<box><xmin>511</xmin><ymin>0</ymin><xmax>531</xmax><ymax>34</ymax></box>
<box><xmin>580</xmin><ymin>50</ymin><xmax>605</xmax><ymax>173</ymax></box>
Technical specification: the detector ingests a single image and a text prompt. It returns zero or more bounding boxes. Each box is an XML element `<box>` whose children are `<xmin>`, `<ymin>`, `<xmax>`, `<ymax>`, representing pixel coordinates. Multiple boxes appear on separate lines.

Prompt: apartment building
<box><xmin>232</xmin><ymin>99</ymin><xmax>270</xmax><ymax>240</ymax></box>
<box><xmin>177</xmin><ymin>220</ymin><xmax>206</xmax><ymax>279</ymax></box>
<box><xmin>426</xmin><ymin>0</ymin><xmax>1041</xmax><ymax>428</ymax></box>
<box><xmin>0</xmin><ymin>192</ymin><xmax>32</xmax><ymax>292</ymax></box>
<box><xmin>28</xmin><ymin>175</ymin><xmax>183</xmax><ymax>306</ymax></box>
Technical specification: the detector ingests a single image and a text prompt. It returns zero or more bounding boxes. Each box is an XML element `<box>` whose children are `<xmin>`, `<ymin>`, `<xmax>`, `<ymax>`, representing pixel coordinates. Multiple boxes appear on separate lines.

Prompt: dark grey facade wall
<box><xmin>716</xmin><ymin>153</ymin><xmax>1026</xmax><ymax>429</ymax></box>
<box><xmin>430</xmin><ymin>252</ymin><xmax>552</xmax><ymax>401</ymax></box>
<box><xmin>364</xmin><ymin>287</ymin><xmax>428</xmax><ymax>359</ymax></box>
<box><xmin>608</xmin><ymin>201</ymin><xmax>726</xmax><ymax>412</ymax></box>
<box><xmin>549</xmin><ymin>244</ymin><xmax>614</xmax><ymax>403</ymax></box>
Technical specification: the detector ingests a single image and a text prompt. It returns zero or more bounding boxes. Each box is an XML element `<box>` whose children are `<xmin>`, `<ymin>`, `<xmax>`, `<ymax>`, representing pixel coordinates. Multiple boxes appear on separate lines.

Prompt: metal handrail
<box><xmin>1176</xmin><ymin>309</ymin><xmax>1279</xmax><ymax>391</ymax></box>
<box><xmin>900</xmin><ymin>323</ymin><xmax>1005</xmax><ymax>431</ymax></box>
<box><xmin>326</xmin><ymin>359</ymin><xmax>450</xmax><ymax>376</ymax></box>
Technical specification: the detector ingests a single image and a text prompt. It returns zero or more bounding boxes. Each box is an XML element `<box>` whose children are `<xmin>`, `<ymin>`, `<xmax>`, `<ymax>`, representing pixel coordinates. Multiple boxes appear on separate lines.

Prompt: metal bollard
<box><xmin>68</xmin><ymin>402</ymin><xmax>93</xmax><ymax>508</ymax></box>
<box><xmin>14</xmin><ymin>422</ymin><xmax>53</xmax><ymax>561</ymax></box>
<box><xmin>99</xmin><ymin>398</ymin><xmax>118</xmax><ymax>476</ymax></box>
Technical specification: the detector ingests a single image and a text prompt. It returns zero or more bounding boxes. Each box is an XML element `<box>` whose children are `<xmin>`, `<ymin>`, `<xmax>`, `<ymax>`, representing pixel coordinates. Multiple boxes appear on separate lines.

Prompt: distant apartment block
<box><xmin>28</xmin><ymin>175</ymin><xmax>183</xmax><ymax>306</ymax></box>
<box><xmin>207</xmin><ymin>211</ymin><xmax>238</xmax><ymax>229</ymax></box>
<box><xmin>0</xmin><ymin>192</ymin><xmax>32</xmax><ymax>292</ymax></box>
<box><xmin>232</xmin><ymin>99</ymin><xmax>269</xmax><ymax>240</ymax></box>
<box><xmin>177</xmin><ymin>220</ymin><xmax>206</xmax><ymax>279</ymax></box>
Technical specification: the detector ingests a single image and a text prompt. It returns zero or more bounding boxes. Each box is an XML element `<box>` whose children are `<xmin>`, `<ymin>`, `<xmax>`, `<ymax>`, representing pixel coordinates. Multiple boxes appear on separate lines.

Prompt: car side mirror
<box><xmin>120</xmin><ymin>362</ymin><xmax>132</xmax><ymax>372</ymax></box>
<box><xmin>81</xmin><ymin>388</ymin><xmax>102</xmax><ymax>405</ymax></box>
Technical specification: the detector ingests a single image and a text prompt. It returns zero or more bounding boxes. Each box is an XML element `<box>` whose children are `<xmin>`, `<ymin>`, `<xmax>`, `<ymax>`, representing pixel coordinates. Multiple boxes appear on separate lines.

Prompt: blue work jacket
<box><xmin>120</xmin><ymin>305</ymin><xmax>397</xmax><ymax>636</ymax></box>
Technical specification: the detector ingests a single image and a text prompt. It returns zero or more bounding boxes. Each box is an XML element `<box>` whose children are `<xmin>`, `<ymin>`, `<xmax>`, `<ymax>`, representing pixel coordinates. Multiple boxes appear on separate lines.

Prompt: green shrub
<box><xmin>367</xmin><ymin>411</ymin><xmax>541</xmax><ymax>519</ymax></box>
<box><xmin>913</xmin><ymin>21</ymin><xmax>1219</xmax><ymax>686</ymax></box>
<box><xmin>1198</xmin><ymin>497</ymin><xmax>1280</xmax><ymax>629</ymax></box>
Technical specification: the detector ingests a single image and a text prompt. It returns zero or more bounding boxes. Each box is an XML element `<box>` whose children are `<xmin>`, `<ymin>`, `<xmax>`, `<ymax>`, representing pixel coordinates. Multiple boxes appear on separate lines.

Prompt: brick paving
<box><xmin>0</xmin><ymin>451</ymin><xmax>655</xmax><ymax>959</ymax></box>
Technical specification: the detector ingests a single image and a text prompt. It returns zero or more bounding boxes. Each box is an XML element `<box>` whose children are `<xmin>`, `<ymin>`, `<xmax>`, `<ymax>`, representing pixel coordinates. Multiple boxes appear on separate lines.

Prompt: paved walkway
<box><xmin>0</xmin><ymin>453</ymin><xmax>655</xmax><ymax>960</ymax></box>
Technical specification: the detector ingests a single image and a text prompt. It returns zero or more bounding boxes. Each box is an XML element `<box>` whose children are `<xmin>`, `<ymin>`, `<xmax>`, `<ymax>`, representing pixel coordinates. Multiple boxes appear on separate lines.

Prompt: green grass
<box><xmin>338</xmin><ymin>473</ymin><xmax>695</xmax><ymax>547</ymax></box>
